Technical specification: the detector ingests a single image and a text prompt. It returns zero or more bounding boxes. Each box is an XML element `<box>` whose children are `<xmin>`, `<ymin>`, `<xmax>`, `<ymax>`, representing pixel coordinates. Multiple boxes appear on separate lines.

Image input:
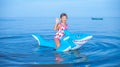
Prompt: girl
<box><xmin>54</xmin><ymin>13</ymin><xmax>68</xmax><ymax>49</ymax></box>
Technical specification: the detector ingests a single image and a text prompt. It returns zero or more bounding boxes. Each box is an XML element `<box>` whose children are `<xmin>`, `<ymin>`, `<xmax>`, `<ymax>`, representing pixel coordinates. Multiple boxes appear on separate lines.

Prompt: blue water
<box><xmin>0</xmin><ymin>17</ymin><xmax>120</xmax><ymax>67</ymax></box>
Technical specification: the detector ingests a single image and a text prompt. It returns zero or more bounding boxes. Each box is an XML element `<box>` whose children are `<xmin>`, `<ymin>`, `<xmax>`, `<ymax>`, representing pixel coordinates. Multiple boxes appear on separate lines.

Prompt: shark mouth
<box><xmin>73</xmin><ymin>36</ymin><xmax>93</xmax><ymax>45</ymax></box>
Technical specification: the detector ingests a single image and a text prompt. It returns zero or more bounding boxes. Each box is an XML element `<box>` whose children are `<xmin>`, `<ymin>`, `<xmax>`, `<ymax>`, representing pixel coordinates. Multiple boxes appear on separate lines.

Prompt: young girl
<box><xmin>54</xmin><ymin>13</ymin><xmax>68</xmax><ymax>49</ymax></box>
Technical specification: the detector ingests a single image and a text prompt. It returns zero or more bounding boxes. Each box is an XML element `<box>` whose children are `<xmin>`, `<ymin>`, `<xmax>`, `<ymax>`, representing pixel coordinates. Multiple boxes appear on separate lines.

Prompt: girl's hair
<box><xmin>60</xmin><ymin>13</ymin><xmax>68</xmax><ymax>19</ymax></box>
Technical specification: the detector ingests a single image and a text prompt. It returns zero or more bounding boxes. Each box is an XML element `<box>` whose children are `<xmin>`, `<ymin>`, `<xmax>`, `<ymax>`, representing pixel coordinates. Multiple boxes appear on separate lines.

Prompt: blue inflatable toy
<box><xmin>32</xmin><ymin>30</ymin><xmax>92</xmax><ymax>52</ymax></box>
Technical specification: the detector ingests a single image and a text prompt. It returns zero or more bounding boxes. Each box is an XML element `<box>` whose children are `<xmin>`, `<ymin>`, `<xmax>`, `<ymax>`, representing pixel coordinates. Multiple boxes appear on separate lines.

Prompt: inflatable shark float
<box><xmin>32</xmin><ymin>30</ymin><xmax>92</xmax><ymax>52</ymax></box>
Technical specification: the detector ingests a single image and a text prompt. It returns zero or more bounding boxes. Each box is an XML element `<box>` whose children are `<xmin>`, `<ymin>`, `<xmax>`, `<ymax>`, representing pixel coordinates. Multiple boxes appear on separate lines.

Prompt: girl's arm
<box><xmin>54</xmin><ymin>18</ymin><xmax>60</xmax><ymax>31</ymax></box>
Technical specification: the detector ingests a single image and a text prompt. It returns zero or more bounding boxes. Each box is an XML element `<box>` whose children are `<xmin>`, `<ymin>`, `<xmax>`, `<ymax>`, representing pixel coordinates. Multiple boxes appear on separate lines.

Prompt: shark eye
<box><xmin>76</xmin><ymin>34</ymin><xmax>80</xmax><ymax>38</ymax></box>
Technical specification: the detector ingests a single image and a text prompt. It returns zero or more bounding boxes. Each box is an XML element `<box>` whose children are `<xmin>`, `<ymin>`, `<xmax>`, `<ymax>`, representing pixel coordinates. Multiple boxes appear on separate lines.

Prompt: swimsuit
<box><xmin>54</xmin><ymin>23</ymin><xmax>68</xmax><ymax>40</ymax></box>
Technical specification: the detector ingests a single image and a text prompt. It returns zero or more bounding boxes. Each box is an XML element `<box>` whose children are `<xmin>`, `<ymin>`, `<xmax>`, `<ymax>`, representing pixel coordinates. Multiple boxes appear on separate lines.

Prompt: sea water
<box><xmin>0</xmin><ymin>17</ymin><xmax>120</xmax><ymax>67</ymax></box>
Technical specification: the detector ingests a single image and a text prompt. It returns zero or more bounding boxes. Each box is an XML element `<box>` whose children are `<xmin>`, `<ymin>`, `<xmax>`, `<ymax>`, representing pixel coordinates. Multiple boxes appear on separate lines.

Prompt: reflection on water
<box><xmin>54</xmin><ymin>50</ymin><xmax>88</xmax><ymax>64</ymax></box>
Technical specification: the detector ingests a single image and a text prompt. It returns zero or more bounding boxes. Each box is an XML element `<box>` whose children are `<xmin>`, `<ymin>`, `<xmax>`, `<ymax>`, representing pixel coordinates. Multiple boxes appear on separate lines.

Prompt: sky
<box><xmin>0</xmin><ymin>0</ymin><xmax>120</xmax><ymax>17</ymax></box>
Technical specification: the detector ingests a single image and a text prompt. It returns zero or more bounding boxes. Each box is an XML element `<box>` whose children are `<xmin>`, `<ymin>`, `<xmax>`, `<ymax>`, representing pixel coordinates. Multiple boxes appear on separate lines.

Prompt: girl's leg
<box><xmin>54</xmin><ymin>38</ymin><xmax>60</xmax><ymax>48</ymax></box>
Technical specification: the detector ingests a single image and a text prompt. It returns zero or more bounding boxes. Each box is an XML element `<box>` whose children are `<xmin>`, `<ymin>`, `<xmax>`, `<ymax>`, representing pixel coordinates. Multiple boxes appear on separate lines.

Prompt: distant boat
<box><xmin>91</xmin><ymin>17</ymin><xmax>103</xmax><ymax>20</ymax></box>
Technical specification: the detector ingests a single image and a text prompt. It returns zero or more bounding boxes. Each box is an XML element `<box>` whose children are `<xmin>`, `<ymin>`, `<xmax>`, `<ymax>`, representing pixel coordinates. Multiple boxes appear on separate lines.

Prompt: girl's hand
<box><xmin>56</xmin><ymin>18</ymin><xmax>59</xmax><ymax>24</ymax></box>
<box><xmin>54</xmin><ymin>18</ymin><xmax>59</xmax><ymax>30</ymax></box>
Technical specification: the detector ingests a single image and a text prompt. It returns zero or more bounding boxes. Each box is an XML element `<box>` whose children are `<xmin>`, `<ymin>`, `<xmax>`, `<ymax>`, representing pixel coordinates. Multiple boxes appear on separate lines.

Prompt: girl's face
<box><xmin>61</xmin><ymin>16</ymin><xmax>67</xmax><ymax>23</ymax></box>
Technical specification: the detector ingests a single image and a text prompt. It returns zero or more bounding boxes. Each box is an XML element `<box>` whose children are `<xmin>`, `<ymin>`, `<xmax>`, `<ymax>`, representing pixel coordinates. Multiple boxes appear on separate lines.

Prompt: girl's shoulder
<box><xmin>58</xmin><ymin>23</ymin><xmax>68</xmax><ymax>27</ymax></box>
<box><xmin>57</xmin><ymin>23</ymin><xmax>62</xmax><ymax>26</ymax></box>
